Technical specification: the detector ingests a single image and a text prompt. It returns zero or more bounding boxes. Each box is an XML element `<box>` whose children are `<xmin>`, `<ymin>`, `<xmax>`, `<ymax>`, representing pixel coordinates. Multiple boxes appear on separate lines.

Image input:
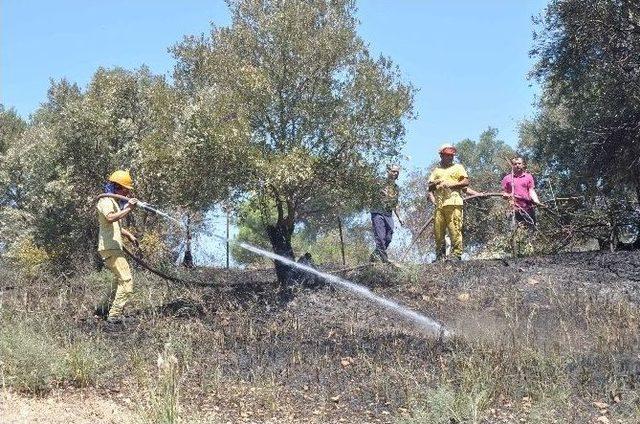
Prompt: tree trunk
<box><xmin>262</xmin><ymin>190</ymin><xmax>296</xmax><ymax>284</ymax></box>
<box><xmin>266</xmin><ymin>221</ymin><xmax>295</xmax><ymax>283</ymax></box>
<box><xmin>634</xmin><ymin>170</ymin><xmax>640</xmax><ymax>249</ymax></box>
<box><xmin>182</xmin><ymin>215</ymin><xmax>194</xmax><ymax>268</ymax></box>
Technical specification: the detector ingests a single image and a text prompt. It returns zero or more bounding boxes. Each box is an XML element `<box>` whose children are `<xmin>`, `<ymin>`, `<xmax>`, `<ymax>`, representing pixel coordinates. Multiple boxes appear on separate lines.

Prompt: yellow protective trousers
<box><xmin>98</xmin><ymin>249</ymin><xmax>134</xmax><ymax>319</ymax></box>
<box><xmin>434</xmin><ymin>205</ymin><xmax>463</xmax><ymax>258</ymax></box>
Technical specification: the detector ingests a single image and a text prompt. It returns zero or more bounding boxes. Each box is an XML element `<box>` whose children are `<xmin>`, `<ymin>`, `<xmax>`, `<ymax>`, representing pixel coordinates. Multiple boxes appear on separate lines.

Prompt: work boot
<box><xmin>94</xmin><ymin>305</ymin><xmax>109</xmax><ymax>320</ymax></box>
<box><xmin>104</xmin><ymin>315</ymin><xmax>136</xmax><ymax>332</ymax></box>
<box><xmin>104</xmin><ymin>317</ymin><xmax>125</xmax><ymax>333</ymax></box>
<box><xmin>447</xmin><ymin>256</ymin><xmax>462</xmax><ymax>262</ymax></box>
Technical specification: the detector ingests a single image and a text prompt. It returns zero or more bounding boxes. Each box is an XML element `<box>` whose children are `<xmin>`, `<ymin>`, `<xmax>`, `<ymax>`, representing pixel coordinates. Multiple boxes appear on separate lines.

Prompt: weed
<box><xmin>64</xmin><ymin>338</ymin><xmax>111</xmax><ymax>388</ymax></box>
<box><xmin>0</xmin><ymin>320</ymin><xmax>65</xmax><ymax>394</ymax></box>
<box><xmin>137</xmin><ymin>341</ymin><xmax>188</xmax><ymax>424</ymax></box>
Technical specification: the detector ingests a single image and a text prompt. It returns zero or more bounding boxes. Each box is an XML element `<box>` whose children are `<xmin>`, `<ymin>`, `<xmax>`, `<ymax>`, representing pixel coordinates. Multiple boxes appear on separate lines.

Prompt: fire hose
<box><xmin>95</xmin><ymin>194</ymin><xmax>448</xmax><ymax>335</ymax></box>
<box><xmin>95</xmin><ymin>193</ymin><xmax>211</xmax><ymax>287</ymax></box>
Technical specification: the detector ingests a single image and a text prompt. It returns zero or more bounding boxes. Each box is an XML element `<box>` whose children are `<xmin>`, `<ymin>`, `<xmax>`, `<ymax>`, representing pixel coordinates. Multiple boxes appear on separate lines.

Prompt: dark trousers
<box><xmin>371</xmin><ymin>212</ymin><xmax>394</xmax><ymax>254</ymax></box>
<box><xmin>515</xmin><ymin>208</ymin><xmax>536</xmax><ymax>230</ymax></box>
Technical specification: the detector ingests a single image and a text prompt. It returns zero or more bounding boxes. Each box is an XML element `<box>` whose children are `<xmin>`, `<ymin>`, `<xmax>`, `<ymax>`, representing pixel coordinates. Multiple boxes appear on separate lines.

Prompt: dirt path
<box><xmin>0</xmin><ymin>390</ymin><xmax>137</xmax><ymax>424</ymax></box>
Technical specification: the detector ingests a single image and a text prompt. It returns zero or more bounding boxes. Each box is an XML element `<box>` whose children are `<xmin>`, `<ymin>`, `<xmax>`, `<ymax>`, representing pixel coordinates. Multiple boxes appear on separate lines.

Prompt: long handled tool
<box><xmin>400</xmin><ymin>214</ymin><xmax>434</xmax><ymax>261</ymax></box>
<box><xmin>399</xmin><ymin>192</ymin><xmax>531</xmax><ymax>261</ymax></box>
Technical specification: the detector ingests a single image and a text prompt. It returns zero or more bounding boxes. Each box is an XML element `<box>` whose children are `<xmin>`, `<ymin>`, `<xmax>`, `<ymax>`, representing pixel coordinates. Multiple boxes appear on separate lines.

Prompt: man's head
<box><xmin>108</xmin><ymin>170</ymin><xmax>134</xmax><ymax>196</ymax></box>
<box><xmin>438</xmin><ymin>144</ymin><xmax>456</xmax><ymax>166</ymax></box>
<box><xmin>511</xmin><ymin>157</ymin><xmax>526</xmax><ymax>175</ymax></box>
<box><xmin>387</xmin><ymin>164</ymin><xmax>400</xmax><ymax>180</ymax></box>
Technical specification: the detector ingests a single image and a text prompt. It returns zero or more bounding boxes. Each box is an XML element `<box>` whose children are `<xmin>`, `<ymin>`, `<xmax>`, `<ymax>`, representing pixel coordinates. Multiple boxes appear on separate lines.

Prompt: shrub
<box><xmin>399</xmin><ymin>385</ymin><xmax>488</xmax><ymax>424</ymax></box>
<box><xmin>4</xmin><ymin>235</ymin><xmax>51</xmax><ymax>278</ymax></box>
<box><xmin>64</xmin><ymin>339</ymin><xmax>111</xmax><ymax>388</ymax></box>
<box><xmin>0</xmin><ymin>321</ymin><xmax>65</xmax><ymax>394</ymax></box>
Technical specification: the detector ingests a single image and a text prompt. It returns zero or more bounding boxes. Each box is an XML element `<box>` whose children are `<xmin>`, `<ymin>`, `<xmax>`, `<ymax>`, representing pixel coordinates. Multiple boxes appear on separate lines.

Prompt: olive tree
<box><xmin>172</xmin><ymin>0</ymin><xmax>414</xmax><ymax>280</ymax></box>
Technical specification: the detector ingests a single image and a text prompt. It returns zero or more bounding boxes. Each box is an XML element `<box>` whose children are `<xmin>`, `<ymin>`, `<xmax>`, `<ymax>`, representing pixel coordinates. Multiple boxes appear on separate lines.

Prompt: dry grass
<box><xmin>1</xmin><ymin>250</ymin><xmax>639</xmax><ymax>423</ymax></box>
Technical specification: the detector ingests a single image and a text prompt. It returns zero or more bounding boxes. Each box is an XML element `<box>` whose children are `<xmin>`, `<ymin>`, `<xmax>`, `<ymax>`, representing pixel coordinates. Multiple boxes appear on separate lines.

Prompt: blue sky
<box><xmin>2</xmin><ymin>0</ymin><xmax>547</xmax><ymax>167</ymax></box>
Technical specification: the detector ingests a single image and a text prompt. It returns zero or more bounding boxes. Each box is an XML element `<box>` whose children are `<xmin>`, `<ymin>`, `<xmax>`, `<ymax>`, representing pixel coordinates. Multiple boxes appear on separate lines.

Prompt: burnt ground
<box><xmin>1</xmin><ymin>250</ymin><xmax>640</xmax><ymax>423</ymax></box>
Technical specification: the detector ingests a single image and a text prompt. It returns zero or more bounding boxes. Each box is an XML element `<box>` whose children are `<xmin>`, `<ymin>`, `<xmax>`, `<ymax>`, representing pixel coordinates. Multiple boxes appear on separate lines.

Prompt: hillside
<box><xmin>1</xmin><ymin>250</ymin><xmax>639</xmax><ymax>423</ymax></box>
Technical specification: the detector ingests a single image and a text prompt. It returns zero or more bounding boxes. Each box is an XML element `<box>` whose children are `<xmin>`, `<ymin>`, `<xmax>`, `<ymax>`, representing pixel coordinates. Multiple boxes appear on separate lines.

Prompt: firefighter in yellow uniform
<box><xmin>96</xmin><ymin>170</ymin><xmax>139</xmax><ymax>324</ymax></box>
<box><xmin>428</xmin><ymin>144</ymin><xmax>469</xmax><ymax>261</ymax></box>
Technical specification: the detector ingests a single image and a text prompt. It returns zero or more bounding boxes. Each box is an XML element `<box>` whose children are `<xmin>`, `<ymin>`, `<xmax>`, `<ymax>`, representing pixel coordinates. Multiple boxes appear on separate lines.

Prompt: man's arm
<box><xmin>121</xmin><ymin>228</ymin><xmax>139</xmax><ymax>245</ymax></box>
<box><xmin>105</xmin><ymin>198</ymin><xmax>138</xmax><ymax>223</ymax></box>
<box><xmin>529</xmin><ymin>188</ymin><xmax>541</xmax><ymax>205</ymax></box>
<box><xmin>439</xmin><ymin>177</ymin><xmax>469</xmax><ymax>190</ymax></box>
<box><xmin>464</xmin><ymin>187</ymin><xmax>482</xmax><ymax>197</ymax></box>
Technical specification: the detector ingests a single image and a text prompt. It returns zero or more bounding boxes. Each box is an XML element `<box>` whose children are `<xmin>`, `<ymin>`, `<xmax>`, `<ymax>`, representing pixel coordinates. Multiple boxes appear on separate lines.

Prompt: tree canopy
<box><xmin>524</xmin><ymin>0</ymin><xmax>640</xmax><ymax>247</ymax></box>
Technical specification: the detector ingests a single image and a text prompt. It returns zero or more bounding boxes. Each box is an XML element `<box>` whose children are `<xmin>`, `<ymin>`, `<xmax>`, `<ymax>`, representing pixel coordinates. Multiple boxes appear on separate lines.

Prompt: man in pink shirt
<box><xmin>501</xmin><ymin>157</ymin><xmax>541</xmax><ymax>229</ymax></box>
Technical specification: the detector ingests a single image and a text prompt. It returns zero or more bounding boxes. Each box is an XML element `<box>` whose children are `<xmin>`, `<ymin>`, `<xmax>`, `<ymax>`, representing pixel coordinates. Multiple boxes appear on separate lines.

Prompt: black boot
<box><xmin>94</xmin><ymin>305</ymin><xmax>110</xmax><ymax>319</ymax></box>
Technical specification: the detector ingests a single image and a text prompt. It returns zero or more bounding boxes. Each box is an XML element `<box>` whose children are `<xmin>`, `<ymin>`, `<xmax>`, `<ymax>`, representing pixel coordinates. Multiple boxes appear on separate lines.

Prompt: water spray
<box><xmin>95</xmin><ymin>194</ymin><xmax>450</xmax><ymax>337</ymax></box>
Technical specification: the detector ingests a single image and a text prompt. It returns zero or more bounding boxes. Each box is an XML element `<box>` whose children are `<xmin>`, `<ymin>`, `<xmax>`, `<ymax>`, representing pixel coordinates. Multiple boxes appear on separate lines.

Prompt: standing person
<box><xmin>501</xmin><ymin>157</ymin><xmax>541</xmax><ymax>230</ymax></box>
<box><xmin>428</xmin><ymin>144</ymin><xmax>469</xmax><ymax>261</ymax></box>
<box><xmin>96</xmin><ymin>170</ymin><xmax>139</xmax><ymax>326</ymax></box>
<box><xmin>370</xmin><ymin>165</ymin><xmax>404</xmax><ymax>263</ymax></box>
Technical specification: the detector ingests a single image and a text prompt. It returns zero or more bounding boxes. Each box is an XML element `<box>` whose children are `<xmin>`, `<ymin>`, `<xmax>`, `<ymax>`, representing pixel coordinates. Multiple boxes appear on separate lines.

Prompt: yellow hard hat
<box><xmin>108</xmin><ymin>170</ymin><xmax>133</xmax><ymax>190</ymax></box>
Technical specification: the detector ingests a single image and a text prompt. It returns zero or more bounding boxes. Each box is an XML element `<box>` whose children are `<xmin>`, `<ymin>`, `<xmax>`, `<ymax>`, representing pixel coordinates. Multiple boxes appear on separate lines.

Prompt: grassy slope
<box><xmin>1</xmin><ymin>250</ymin><xmax>639</xmax><ymax>423</ymax></box>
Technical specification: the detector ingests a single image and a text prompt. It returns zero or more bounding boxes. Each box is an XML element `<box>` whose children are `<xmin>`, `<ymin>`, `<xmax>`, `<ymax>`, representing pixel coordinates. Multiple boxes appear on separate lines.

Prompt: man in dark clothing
<box><xmin>291</xmin><ymin>252</ymin><xmax>322</xmax><ymax>288</ymax></box>
<box><xmin>370</xmin><ymin>165</ymin><xmax>404</xmax><ymax>263</ymax></box>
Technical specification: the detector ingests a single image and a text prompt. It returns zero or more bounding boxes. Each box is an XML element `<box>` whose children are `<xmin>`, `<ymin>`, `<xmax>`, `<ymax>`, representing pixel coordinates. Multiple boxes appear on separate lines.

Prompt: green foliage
<box><xmin>3</xmin><ymin>233</ymin><xmax>51</xmax><ymax>277</ymax></box>
<box><xmin>232</xmin><ymin>198</ymin><xmax>272</xmax><ymax>265</ymax></box>
<box><xmin>233</xmin><ymin>197</ymin><xmax>371</xmax><ymax>266</ymax></box>
<box><xmin>0</xmin><ymin>320</ymin><xmax>65</xmax><ymax>394</ymax></box>
<box><xmin>456</xmin><ymin>128</ymin><xmax>516</xmax><ymax>190</ymax></box>
<box><xmin>399</xmin><ymin>386</ymin><xmax>488</xmax><ymax>424</ymax></box>
<box><xmin>0</xmin><ymin>105</ymin><xmax>26</xmax><ymax>158</ymax></box>
<box><xmin>292</xmin><ymin>223</ymin><xmax>371</xmax><ymax>266</ymax></box>
<box><xmin>1</xmin><ymin>0</ymin><xmax>415</xmax><ymax>273</ymax></box>
<box><xmin>525</xmin><ymin>0</ymin><xmax>640</xmax><ymax>247</ymax></box>
<box><xmin>64</xmin><ymin>339</ymin><xmax>111</xmax><ymax>388</ymax></box>
<box><xmin>0</xmin><ymin>318</ymin><xmax>110</xmax><ymax>394</ymax></box>
<box><xmin>401</xmin><ymin>341</ymin><xmax>570</xmax><ymax>424</ymax></box>
<box><xmin>0</xmin><ymin>67</ymin><xmax>225</xmax><ymax>269</ymax></box>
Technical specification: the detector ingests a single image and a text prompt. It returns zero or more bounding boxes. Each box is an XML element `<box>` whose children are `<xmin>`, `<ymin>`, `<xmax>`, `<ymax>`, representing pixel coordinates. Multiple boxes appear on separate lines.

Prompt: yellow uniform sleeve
<box><xmin>456</xmin><ymin>164</ymin><xmax>468</xmax><ymax>180</ymax></box>
<box><xmin>97</xmin><ymin>197</ymin><xmax>117</xmax><ymax>219</ymax></box>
